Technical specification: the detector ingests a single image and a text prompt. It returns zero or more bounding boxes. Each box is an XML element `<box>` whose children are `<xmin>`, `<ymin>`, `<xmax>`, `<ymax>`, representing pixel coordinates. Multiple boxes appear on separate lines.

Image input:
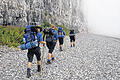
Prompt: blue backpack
<box><xmin>58</xmin><ymin>27</ymin><xmax>63</xmax><ymax>35</ymax></box>
<box><xmin>20</xmin><ymin>25</ymin><xmax>38</xmax><ymax>50</ymax></box>
<box><xmin>23</xmin><ymin>25</ymin><xmax>37</xmax><ymax>43</ymax></box>
<box><xmin>58</xmin><ymin>27</ymin><xmax>65</xmax><ymax>38</ymax></box>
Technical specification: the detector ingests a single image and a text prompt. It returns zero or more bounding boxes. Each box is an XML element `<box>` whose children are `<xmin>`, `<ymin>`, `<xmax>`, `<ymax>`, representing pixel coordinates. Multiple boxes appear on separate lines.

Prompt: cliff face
<box><xmin>0</xmin><ymin>0</ymin><xmax>87</xmax><ymax>32</ymax></box>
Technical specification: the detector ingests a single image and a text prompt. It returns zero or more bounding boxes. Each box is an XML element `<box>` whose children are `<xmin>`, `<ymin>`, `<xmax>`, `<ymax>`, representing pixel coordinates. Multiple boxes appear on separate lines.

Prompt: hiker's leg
<box><xmin>37</xmin><ymin>61</ymin><xmax>40</xmax><ymax>72</ymax></box>
<box><xmin>47</xmin><ymin>53</ymin><xmax>52</xmax><ymax>64</ymax></box>
<box><xmin>27</xmin><ymin>62</ymin><xmax>31</xmax><ymax>78</ymax></box>
<box><xmin>51</xmin><ymin>54</ymin><xmax>54</xmax><ymax>60</ymax></box>
<box><xmin>61</xmin><ymin>38</ymin><xmax>64</xmax><ymax>50</ymax></box>
<box><xmin>60</xmin><ymin>44</ymin><xmax>63</xmax><ymax>50</ymax></box>
<box><xmin>59</xmin><ymin>38</ymin><xmax>63</xmax><ymax>51</ymax></box>
<box><xmin>35</xmin><ymin>47</ymin><xmax>41</xmax><ymax>72</ymax></box>
<box><xmin>48</xmin><ymin>53</ymin><xmax>52</xmax><ymax>60</ymax></box>
<box><xmin>27</xmin><ymin>49</ymin><xmax>34</xmax><ymax>78</ymax></box>
<box><xmin>27</xmin><ymin>62</ymin><xmax>31</xmax><ymax>68</ymax></box>
<box><xmin>58</xmin><ymin>38</ymin><xmax>61</xmax><ymax>49</ymax></box>
<box><xmin>73</xmin><ymin>36</ymin><xmax>75</xmax><ymax>47</ymax></box>
<box><xmin>48</xmin><ymin>42</ymin><xmax>54</xmax><ymax>60</ymax></box>
<box><xmin>46</xmin><ymin>42</ymin><xmax>52</xmax><ymax>64</ymax></box>
<box><xmin>73</xmin><ymin>41</ymin><xmax>75</xmax><ymax>47</ymax></box>
<box><xmin>70</xmin><ymin>38</ymin><xmax>72</xmax><ymax>47</ymax></box>
<box><xmin>70</xmin><ymin>42</ymin><xmax>72</xmax><ymax>47</ymax></box>
<box><xmin>51</xmin><ymin>42</ymin><xmax>56</xmax><ymax>60</ymax></box>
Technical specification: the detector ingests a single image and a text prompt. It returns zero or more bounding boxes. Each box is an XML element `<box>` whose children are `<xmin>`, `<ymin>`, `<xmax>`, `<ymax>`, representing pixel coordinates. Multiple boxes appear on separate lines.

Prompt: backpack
<box><xmin>20</xmin><ymin>25</ymin><xmax>39</xmax><ymax>50</ymax></box>
<box><xmin>58</xmin><ymin>27</ymin><xmax>63</xmax><ymax>35</ymax></box>
<box><xmin>45</xmin><ymin>28</ymin><xmax>56</xmax><ymax>42</ymax></box>
<box><xmin>69</xmin><ymin>30</ymin><xmax>75</xmax><ymax>36</ymax></box>
<box><xmin>23</xmin><ymin>25</ymin><xmax>37</xmax><ymax>43</ymax></box>
<box><xmin>70</xmin><ymin>30</ymin><xmax>75</xmax><ymax>34</ymax></box>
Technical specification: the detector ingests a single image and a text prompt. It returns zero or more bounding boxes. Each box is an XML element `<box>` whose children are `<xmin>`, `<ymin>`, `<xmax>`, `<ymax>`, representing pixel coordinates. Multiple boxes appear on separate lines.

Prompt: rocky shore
<box><xmin>0</xmin><ymin>33</ymin><xmax>120</xmax><ymax>80</ymax></box>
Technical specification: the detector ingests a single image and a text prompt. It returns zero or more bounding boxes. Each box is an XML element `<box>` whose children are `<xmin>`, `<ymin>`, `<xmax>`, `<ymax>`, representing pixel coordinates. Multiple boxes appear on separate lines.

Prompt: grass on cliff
<box><xmin>0</xmin><ymin>23</ymin><xmax>69</xmax><ymax>47</ymax></box>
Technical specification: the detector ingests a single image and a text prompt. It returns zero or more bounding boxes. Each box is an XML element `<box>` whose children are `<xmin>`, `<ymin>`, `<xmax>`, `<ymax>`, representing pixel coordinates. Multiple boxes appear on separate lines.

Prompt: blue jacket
<box><xmin>37</xmin><ymin>32</ymin><xmax>43</xmax><ymax>42</ymax></box>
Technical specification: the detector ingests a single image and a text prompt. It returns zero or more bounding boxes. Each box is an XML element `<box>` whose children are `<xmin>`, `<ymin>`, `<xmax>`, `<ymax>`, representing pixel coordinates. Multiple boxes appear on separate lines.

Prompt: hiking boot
<box><xmin>37</xmin><ymin>65</ymin><xmax>41</xmax><ymax>72</ymax></box>
<box><xmin>51</xmin><ymin>57</ymin><xmax>54</xmax><ymax>61</ymax></box>
<box><xmin>60</xmin><ymin>47</ymin><xmax>63</xmax><ymax>51</ymax></box>
<box><xmin>60</xmin><ymin>49</ymin><xmax>63</xmax><ymax>51</ymax></box>
<box><xmin>60</xmin><ymin>48</ymin><xmax>63</xmax><ymax>51</ymax></box>
<box><xmin>46</xmin><ymin>60</ymin><xmax>51</xmax><ymax>64</ymax></box>
<box><xmin>27</xmin><ymin>68</ymin><xmax>31</xmax><ymax>78</ymax></box>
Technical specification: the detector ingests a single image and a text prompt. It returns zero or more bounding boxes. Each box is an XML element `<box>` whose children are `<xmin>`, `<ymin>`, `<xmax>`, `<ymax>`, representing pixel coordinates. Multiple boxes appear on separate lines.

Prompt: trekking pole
<box><xmin>40</xmin><ymin>45</ymin><xmax>45</xmax><ymax>76</ymax></box>
<box><xmin>64</xmin><ymin>37</ymin><xmax>66</xmax><ymax>51</ymax></box>
<box><xmin>40</xmin><ymin>35</ymin><xmax>46</xmax><ymax>76</ymax></box>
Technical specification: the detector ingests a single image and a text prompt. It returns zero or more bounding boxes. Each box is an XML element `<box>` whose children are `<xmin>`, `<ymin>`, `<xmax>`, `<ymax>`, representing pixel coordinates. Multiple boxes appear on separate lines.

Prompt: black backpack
<box><xmin>45</xmin><ymin>28</ymin><xmax>56</xmax><ymax>42</ymax></box>
<box><xmin>69</xmin><ymin>30</ymin><xmax>75</xmax><ymax>36</ymax></box>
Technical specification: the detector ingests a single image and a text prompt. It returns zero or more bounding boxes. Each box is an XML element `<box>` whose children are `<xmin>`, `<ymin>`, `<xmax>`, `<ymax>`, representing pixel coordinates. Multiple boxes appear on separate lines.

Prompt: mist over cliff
<box><xmin>0</xmin><ymin>0</ymin><xmax>87</xmax><ymax>32</ymax></box>
<box><xmin>82</xmin><ymin>0</ymin><xmax>120</xmax><ymax>38</ymax></box>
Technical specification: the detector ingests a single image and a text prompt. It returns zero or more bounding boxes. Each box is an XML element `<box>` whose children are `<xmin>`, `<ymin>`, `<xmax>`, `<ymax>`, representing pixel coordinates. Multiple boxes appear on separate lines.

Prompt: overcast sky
<box><xmin>82</xmin><ymin>0</ymin><xmax>120</xmax><ymax>38</ymax></box>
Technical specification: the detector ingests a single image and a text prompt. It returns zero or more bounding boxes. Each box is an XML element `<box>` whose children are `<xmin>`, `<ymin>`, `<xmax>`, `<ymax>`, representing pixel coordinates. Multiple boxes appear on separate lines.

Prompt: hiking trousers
<box><xmin>70</xmin><ymin>36</ymin><xmax>75</xmax><ymax>42</ymax></box>
<box><xmin>58</xmin><ymin>37</ymin><xmax>64</xmax><ymax>45</ymax></box>
<box><xmin>27</xmin><ymin>47</ymin><xmax>41</xmax><ymax>62</ymax></box>
<box><xmin>46</xmin><ymin>41</ymin><xmax>56</xmax><ymax>53</ymax></box>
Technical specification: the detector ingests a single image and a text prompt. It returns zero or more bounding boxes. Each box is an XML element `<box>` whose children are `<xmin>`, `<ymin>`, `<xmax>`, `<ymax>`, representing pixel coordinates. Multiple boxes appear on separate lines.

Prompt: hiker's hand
<box><xmin>40</xmin><ymin>41</ymin><xmax>46</xmax><ymax>44</ymax></box>
<box><xmin>56</xmin><ymin>40</ymin><xmax>58</xmax><ymax>42</ymax></box>
<box><xmin>43</xmin><ymin>41</ymin><xmax>46</xmax><ymax>44</ymax></box>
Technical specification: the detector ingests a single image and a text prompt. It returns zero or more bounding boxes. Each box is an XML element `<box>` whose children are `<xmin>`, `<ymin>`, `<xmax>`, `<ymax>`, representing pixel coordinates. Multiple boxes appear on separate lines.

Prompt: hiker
<box><xmin>57</xmin><ymin>27</ymin><xmax>66</xmax><ymax>51</ymax></box>
<box><xmin>22</xmin><ymin>25</ymin><xmax>45</xmax><ymax>78</ymax></box>
<box><xmin>43</xmin><ymin>24</ymin><xmax>58</xmax><ymax>64</ymax></box>
<box><xmin>69</xmin><ymin>29</ymin><xmax>75</xmax><ymax>47</ymax></box>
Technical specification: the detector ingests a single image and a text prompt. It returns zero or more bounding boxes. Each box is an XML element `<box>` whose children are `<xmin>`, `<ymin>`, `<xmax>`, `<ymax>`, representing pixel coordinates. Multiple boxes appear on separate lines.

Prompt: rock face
<box><xmin>0</xmin><ymin>0</ymin><xmax>87</xmax><ymax>32</ymax></box>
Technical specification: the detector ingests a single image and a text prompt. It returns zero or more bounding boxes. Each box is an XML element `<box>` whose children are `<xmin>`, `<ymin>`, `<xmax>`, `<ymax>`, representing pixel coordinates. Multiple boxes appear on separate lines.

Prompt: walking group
<box><xmin>20</xmin><ymin>24</ymin><xmax>76</xmax><ymax>78</ymax></box>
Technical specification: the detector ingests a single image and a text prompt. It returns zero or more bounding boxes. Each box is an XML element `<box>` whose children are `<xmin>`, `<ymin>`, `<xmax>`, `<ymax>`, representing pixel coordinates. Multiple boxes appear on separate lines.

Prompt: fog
<box><xmin>82</xmin><ymin>0</ymin><xmax>120</xmax><ymax>38</ymax></box>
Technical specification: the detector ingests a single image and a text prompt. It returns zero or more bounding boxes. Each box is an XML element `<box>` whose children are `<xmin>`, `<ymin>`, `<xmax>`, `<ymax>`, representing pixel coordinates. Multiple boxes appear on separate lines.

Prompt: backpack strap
<box><xmin>30</xmin><ymin>32</ymin><xmax>38</xmax><ymax>48</ymax></box>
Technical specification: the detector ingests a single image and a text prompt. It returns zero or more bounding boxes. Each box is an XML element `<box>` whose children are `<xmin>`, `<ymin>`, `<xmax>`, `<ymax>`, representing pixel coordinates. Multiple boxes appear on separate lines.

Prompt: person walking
<box><xmin>22</xmin><ymin>25</ymin><xmax>45</xmax><ymax>78</ymax></box>
<box><xmin>43</xmin><ymin>24</ymin><xmax>58</xmax><ymax>64</ymax></box>
<box><xmin>69</xmin><ymin>29</ymin><xmax>75</xmax><ymax>47</ymax></box>
<box><xmin>57</xmin><ymin>27</ymin><xmax>66</xmax><ymax>51</ymax></box>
